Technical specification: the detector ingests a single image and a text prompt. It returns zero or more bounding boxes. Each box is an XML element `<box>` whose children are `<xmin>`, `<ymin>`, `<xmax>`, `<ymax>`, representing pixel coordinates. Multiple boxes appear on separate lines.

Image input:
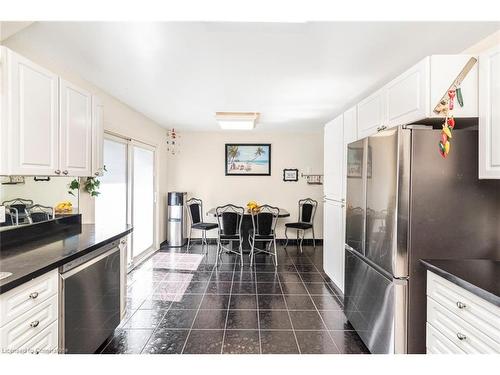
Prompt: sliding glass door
<box><xmin>96</xmin><ymin>134</ymin><xmax>156</xmax><ymax>267</ymax></box>
<box><xmin>131</xmin><ymin>143</ymin><xmax>155</xmax><ymax>261</ymax></box>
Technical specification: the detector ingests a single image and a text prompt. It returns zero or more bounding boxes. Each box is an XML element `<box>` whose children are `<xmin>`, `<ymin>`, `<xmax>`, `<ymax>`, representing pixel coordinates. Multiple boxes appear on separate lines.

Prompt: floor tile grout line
<box><xmin>220</xmin><ymin>260</ymin><xmax>236</xmax><ymax>353</ymax></box>
<box><xmin>253</xmin><ymin>264</ymin><xmax>263</xmax><ymax>354</ymax></box>
<box><xmin>296</xmin><ymin>251</ymin><xmax>342</xmax><ymax>354</ymax></box>
<box><xmin>180</xmin><ymin>257</ymin><xmax>217</xmax><ymax>354</ymax></box>
<box><xmin>276</xmin><ymin>261</ymin><xmax>302</xmax><ymax>354</ymax></box>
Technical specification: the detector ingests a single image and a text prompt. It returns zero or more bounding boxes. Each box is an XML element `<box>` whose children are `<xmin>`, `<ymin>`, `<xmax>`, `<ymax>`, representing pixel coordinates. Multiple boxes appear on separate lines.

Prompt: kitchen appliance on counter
<box><xmin>59</xmin><ymin>240</ymin><xmax>121</xmax><ymax>354</ymax></box>
<box><xmin>167</xmin><ymin>191</ymin><xmax>187</xmax><ymax>247</ymax></box>
<box><xmin>344</xmin><ymin>126</ymin><xmax>500</xmax><ymax>354</ymax></box>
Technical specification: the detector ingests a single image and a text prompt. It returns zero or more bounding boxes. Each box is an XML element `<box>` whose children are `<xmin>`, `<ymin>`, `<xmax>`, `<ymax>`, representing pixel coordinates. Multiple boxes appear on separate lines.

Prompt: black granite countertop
<box><xmin>420</xmin><ymin>259</ymin><xmax>500</xmax><ymax>307</ymax></box>
<box><xmin>0</xmin><ymin>223</ymin><xmax>133</xmax><ymax>294</ymax></box>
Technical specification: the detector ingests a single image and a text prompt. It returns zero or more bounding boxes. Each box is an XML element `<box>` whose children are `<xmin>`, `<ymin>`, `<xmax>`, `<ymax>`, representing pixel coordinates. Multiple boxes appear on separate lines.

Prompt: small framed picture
<box><xmin>283</xmin><ymin>169</ymin><xmax>299</xmax><ymax>182</ymax></box>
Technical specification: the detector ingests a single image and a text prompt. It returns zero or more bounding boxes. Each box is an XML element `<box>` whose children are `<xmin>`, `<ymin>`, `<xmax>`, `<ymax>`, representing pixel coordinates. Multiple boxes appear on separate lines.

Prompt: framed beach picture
<box><xmin>225</xmin><ymin>143</ymin><xmax>271</xmax><ymax>176</ymax></box>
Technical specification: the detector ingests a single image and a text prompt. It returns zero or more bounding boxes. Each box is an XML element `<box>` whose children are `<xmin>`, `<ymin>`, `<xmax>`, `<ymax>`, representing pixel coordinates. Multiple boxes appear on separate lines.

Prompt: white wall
<box><xmin>167</xmin><ymin>130</ymin><xmax>324</xmax><ymax>239</ymax></box>
<box><xmin>2</xmin><ymin>39</ymin><xmax>169</xmax><ymax>246</ymax></box>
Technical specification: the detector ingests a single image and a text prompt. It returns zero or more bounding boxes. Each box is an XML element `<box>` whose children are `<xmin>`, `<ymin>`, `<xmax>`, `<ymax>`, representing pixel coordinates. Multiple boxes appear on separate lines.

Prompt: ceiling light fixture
<box><xmin>216</xmin><ymin>112</ymin><xmax>260</xmax><ymax>130</ymax></box>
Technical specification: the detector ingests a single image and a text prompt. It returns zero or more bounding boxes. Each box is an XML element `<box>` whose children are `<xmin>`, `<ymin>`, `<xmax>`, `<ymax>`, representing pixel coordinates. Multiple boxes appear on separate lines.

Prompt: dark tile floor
<box><xmin>100</xmin><ymin>243</ymin><xmax>369</xmax><ymax>354</ymax></box>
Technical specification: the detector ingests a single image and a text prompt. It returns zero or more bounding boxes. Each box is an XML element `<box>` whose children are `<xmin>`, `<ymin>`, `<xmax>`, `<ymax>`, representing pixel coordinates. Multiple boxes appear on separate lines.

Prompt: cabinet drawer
<box><xmin>0</xmin><ymin>269</ymin><xmax>58</xmax><ymax>327</ymax></box>
<box><xmin>0</xmin><ymin>295</ymin><xmax>58</xmax><ymax>351</ymax></box>
<box><xmin>17</xmin><ymin>321</ymin><xmax>58</xmax><ymax>354</ymax></box>
<box><xmin>427</xmin><ymin>271</ymin><xmax>500</xmax><ymax>343</ymax></box>
<box><xmin>426</xmin><ymin>323</ymin><xmax>464</xmax><ymax>354</ymax></box>
<box><xmin>427</xmin><ymin>297</ymin><xmax>500</xmax><ymax>353</ymax></box>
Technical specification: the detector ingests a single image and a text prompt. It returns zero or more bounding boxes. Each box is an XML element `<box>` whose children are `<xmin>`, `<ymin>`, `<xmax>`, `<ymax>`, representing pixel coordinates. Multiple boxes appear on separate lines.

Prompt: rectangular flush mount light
<box><xmin>216</xmin><ymin>112</ymin><xmax>259</xmax><ymax>130</ymax></box>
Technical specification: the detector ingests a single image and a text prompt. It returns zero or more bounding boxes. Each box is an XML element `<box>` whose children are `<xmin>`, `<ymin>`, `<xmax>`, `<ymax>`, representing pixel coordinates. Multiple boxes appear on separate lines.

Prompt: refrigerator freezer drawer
<box><xmin>344</xmin><ymin>248</ymin><xmax>408</xmax><ymax>353</ymax></box>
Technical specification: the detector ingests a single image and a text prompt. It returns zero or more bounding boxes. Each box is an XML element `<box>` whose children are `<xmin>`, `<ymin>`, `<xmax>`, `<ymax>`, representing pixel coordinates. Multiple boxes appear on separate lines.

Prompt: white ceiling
<box><xmin>4</xmin><ymin>22</ymin><xmax>499</xmax><ymax>131</ymax></box>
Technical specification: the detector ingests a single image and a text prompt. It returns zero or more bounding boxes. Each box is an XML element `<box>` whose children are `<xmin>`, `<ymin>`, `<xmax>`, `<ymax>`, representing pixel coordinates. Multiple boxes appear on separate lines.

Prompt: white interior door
<box><xmin>131</xmin><ymin>142</ymin><xmax>156</xmax><ymax>261</ymax></box>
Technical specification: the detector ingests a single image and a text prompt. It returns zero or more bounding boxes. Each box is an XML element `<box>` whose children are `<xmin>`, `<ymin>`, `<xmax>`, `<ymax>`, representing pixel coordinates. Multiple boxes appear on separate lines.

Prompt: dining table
<box><xmin>206</xmin><ymin>207</ymin><xmax>290</xmax><ymax>250</ymax></box>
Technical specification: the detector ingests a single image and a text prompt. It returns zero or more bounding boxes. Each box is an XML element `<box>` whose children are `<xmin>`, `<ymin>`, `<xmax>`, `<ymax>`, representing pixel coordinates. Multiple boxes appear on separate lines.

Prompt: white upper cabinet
<box><xmin>354</xmin><ymin>55</ymin><xmax>479</xmax><ymax>140</ymax></box>
<box><xmin>479</xmin><ymin>45</ymin><xmax>500</xmax><ymax>179</ymax></box>
<box><xmin>1</xmin><ymin>47</ymin><xmax>101</xmax><ymax>177</ymax></box>
<box><xmin>386</xmin><ymin>57</ymin><xmax>429</xmax><ymax>128</ymax></box>
<box><xmin>59</xmin><ymin>79</ymin><xmax>92</xmax><ymax>176</ymax></box>
<box><xmin>323</xmin><ymin>115</ymin><xmax>344</xmax><ymax>201</ymax></box>
<box><xmin>1</xmin><ymin>48</ymin><xmax>60</xmax><ymax>175</ymax></box>
<box><xmin>92</xmin><ymin>95</ymin><xmax>105</xmax><ymax>176</ymax></box>
<box><xmin>343</xmin><ymin>106</ymin><xmax>357</xmax><ymax>145</ymax></box>
<box><xmin>357</xmin><ymin>87</ymin><xmax>387</xmax><ymax>139</ymax></box>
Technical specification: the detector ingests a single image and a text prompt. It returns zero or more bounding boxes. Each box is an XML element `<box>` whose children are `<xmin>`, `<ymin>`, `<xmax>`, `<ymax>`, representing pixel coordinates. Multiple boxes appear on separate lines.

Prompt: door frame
<box><xmin>101</xmin><ymin>131</ymin><xmax>159</xmax><ymax>270</ymax></box>
<box><xmin>129</xmin><ymin>139</ymin><xmax>158</xmax><ymax>267</ymax></box>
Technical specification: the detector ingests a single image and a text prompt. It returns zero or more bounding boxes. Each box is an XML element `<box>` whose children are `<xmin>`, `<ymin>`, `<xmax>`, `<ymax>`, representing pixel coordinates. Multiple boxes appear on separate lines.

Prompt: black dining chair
<box><xmin>215</xmin><ymin>204</ymin><xmax>245</xmax><ymax>266</ymax></box>
<box><xmin>186</xmin><ymin>198</ymin><xmax>218</xmax><ymax>253</ymax></box>
<box><xmin>249</xmin><ymin>205</ymin><xmax>280</xmax><ymax>267</ymax></box>
<box><xmin>2</xmin><ymin>198</ymin><xmax>33</xmax><ymax>224</ymax></box>
<box><xmin>27</xmin><ymin>204</ymin><xmax>54</xmax><ymax>223</ymax></box>
<box><xmin>284</xmin><ymin>198</ymin><xmax>318</xmax><ymax>253</ymax></box>
<box><xmin>0</xmin><ymin>207</ymin><xmax>19</xmax><ymax>227</ymax></box>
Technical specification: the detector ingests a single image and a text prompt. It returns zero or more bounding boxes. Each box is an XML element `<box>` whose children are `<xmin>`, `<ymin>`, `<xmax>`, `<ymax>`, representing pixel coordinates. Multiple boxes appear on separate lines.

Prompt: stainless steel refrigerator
<box><xmin>344</xmin><ymin>126</ymin><xmax>500</xmax><ymax>354</ymax></box>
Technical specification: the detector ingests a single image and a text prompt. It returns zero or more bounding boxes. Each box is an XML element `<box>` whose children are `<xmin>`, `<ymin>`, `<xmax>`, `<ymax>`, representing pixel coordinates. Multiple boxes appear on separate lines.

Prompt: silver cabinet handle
<box><xmin>456</xmin><ymin>332</ymin><xmax>467</xmax><ymax>341</ymax></box>
<box><xmin>62</xmin><ymin>170</ymin><xmax>68</xmax><ymax>175</ymax></box>
<box><xmin>55</xmin><ymin>170</ymin><xmax>61</xmax><ymax>174</ymax></box>
<box><xmin>456</xmin><ymin>301</ymin><xmax>467</xmax><ymax>309</ymax></box>
<box><xmin>120</xmin><ymin>239</ymin><xmax>127</xmax><ymax>245</ymax></box>
<box><xmin>29</xmin><ymin>292</ymin><xmax>39</xmax><ymax>299</ymax></box>
<box><xmin>30</xmin><ymin>320</ymin><xmax>40</xmax><ymax>328</ymax></box>
<box><xmin>95</xmin><ymin>171</ymin><xmax>100</xmax><ymax>176</ymax></box>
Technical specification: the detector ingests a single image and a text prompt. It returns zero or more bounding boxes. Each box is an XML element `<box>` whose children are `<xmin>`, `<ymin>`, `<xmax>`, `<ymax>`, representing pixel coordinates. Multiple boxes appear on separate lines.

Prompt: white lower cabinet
<box><xmin>17</xmin><ymin>321</ymin><xmax>58</xmax><ymax>354</ymax></box>
<box><xmin>323</xmin><ymin>199</ymin><xmax>345</xmax><ymax>292</ymax></box>
<box><xmin>426</xmin><ymin>271</ymin><xmax>500</xmax><ymax>354</ymax></box>
<box><xmin>0</xmin><ymin>295</ymin><xmax>58</xmax><ymax>352</ymax></box>
<box><xmin>0</xmin><ymin>270</ymin><xmax>59</xmax><ymax>354</ymax></box>
<box><xmin>426</xmin><ymin>323</ymin><xmax>465</xmax><ymax>354</ymax></box>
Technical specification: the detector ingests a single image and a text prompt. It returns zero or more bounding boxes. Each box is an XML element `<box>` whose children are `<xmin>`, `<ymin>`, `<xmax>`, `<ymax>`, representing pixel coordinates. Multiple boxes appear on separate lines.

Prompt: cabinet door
<box><xmin>323</xmin><ymin>199</ymin><xmax>345</xmax><ymax>292</ymax></box>
<box><xmin>92</xmin><ymin>95</ymin><xmax>105</xmax><ymax>176</ymax></box>
<box><xmin>479</xmin><ymin>45</ymin><xmax>500</xmax><ymax>179</ymax></box>
<box><xmin>343</xmin><ymin>106</ymin><xmax>358</xmax><ymax>144</ymax></box>
<box><xmin>357</xmin><ymin>88</ymin><xmax>386</xmax><ymax>139</ymax></box>
<box><xmin>5</xmin><ymin>49</ymin><xmax>59</xmax><ymax>175</ymax></box>
<box><xmin>59</xmin><ymin>79</ymin><xmax>92</xmax><ymax>176</ymax></box>
<box><xmin>323</xmin><ymin>115</ymin><xmax>344</xmax><ymax>201</ymax></box>
<box><xmin>386</xmin><ymin>57</ymin><xmax>429</xmax><ymax>127</ymax></box>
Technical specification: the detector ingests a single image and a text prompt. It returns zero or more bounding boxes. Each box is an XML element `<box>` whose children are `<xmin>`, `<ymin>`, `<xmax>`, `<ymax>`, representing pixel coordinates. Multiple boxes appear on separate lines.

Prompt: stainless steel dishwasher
<box><xmin>59</xmin><ymin>240</ymin><xmax>121</xmax><ymax>354</ymax></box>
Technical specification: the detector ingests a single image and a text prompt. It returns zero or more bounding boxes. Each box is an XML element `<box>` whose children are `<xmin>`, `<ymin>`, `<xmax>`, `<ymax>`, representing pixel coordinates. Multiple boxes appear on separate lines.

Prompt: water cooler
<box><xmin>167</xmin><ymin>192</ymin><xmax>187</xmax><ymax>247</ymax></box>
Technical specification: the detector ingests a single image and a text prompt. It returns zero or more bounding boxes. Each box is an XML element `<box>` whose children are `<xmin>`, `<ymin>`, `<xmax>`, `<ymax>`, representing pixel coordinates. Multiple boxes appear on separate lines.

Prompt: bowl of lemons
<box><xmin>246</xmin><ymin>201</ymin><xmax>260</xmax><ymax>213</ymax></box>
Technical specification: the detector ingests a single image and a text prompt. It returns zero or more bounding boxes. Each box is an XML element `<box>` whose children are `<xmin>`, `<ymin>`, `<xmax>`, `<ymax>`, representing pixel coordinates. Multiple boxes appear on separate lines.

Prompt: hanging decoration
<box><xmin>166</xmin><ymin>128</ymin><xmax>180</xmax><ymax>155</ymax></box>
<box><xmin>433</xmin><ymin>57</ymin><xmax>477</xmax><ymax>159</ymax></box>
<box><xmin>438</xmin><ymin>89</ymin><xmax>456</xmax><ymax>158</ymax></box>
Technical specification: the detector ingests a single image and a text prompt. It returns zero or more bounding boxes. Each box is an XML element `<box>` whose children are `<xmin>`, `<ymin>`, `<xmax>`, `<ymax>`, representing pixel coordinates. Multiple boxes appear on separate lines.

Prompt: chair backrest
<box><xmin>27</xmin><ymin>204</ymin><xmax>54</xmax><ymax>223</ymax></box>
<box><xmin>2</xmin><ymin>207</ymin><xmax>19</xmax><ymax>226</ymax></box>
<box><xmin>216</xmin><ymin>204</ymin><xmax>244</xmax><ymax>236</ymax></box>
<box><xmin>186</xmin><ymin>198</ymin><xmax>203</xmax><ymax>225</ymax></box>
<box><xmin>2</xmin><ymin>198</ymin><xmax>32</xmax><ymax>218</ymax></box>
<box><xmin>250</xmin><ymin>205</ymin><xmax>279</xmax><ymax>236</ymax></box>
<box><xmin>298</xmin><ymin>198</ymin><xmax>318</xmax><ymax>224</ymax></box>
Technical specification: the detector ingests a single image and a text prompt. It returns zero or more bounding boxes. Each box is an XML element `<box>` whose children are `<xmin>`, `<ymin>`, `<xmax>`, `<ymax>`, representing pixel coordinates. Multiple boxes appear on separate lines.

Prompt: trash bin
<box><xmin>167</xmin><ymin>192</ymin><xmax>187</xmax><ymax>247</ymax></box>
